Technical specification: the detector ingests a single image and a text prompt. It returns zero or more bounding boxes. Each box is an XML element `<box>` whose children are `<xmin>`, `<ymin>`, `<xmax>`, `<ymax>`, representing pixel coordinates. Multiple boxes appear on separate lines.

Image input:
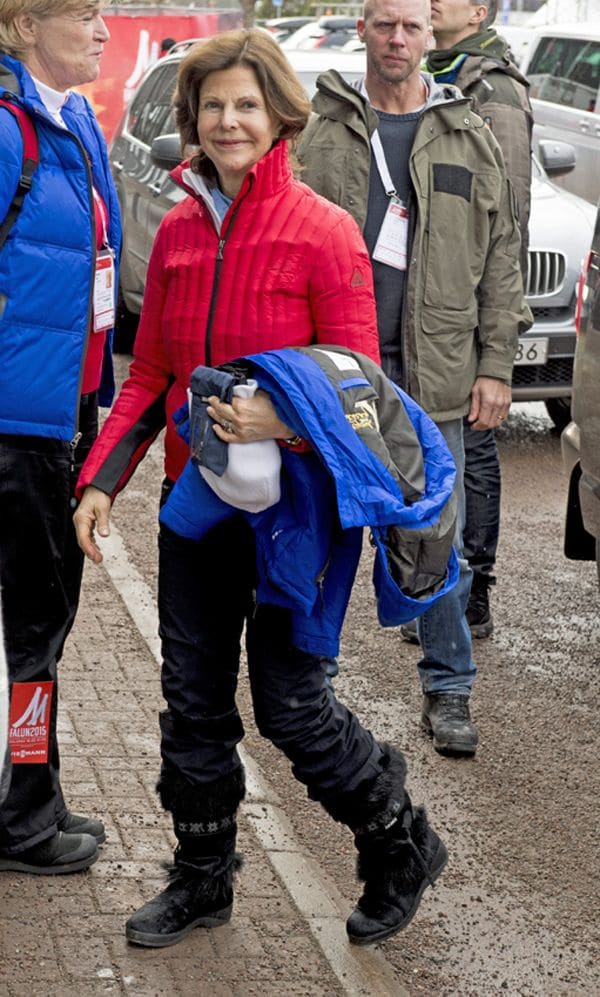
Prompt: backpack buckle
<box><xmin>17</xmin><ymin>174</ymin><xmax>33</xmax><ymax>193</ymax></box>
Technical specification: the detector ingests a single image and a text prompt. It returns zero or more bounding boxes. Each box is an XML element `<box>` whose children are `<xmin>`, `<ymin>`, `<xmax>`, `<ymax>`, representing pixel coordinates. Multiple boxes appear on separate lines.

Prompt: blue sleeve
<box><xmin>0</xmin><ymin>109</ymin><xmax>23</xmax><ymax>225</ymax></box>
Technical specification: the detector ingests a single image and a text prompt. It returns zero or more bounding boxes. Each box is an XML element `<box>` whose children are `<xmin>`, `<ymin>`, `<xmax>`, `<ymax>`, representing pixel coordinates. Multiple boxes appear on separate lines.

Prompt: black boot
<box><xmin>322</xmin><ymin>745</ymin><xmax>448</xmax><ymax>946</ymax></box>
<box><xmin>466</xmin><ymin>573</ymin><xmax>495</xmax><ymax>638</ymax></box>
<box><xmin>126</xmin><ymin>767</ymin><xmax>245</xmax><ymax>949</ymax></box>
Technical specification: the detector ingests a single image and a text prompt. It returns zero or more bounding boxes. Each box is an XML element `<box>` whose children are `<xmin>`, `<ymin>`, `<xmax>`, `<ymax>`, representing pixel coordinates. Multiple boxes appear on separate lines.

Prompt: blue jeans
<box><xmin>416</xmin><ymin>418</ymin><xmax>476</xmax><ymax>696</ymax></box>
<box><xmin>462</xmin><ymin>419</ymin><xmax>500</xmax><ymax>580</ymax></box>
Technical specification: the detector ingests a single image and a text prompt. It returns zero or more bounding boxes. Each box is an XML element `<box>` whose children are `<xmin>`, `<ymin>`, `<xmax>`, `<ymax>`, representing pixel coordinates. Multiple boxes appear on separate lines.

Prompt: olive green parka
<box><xmin>297</xmin><ymin>71</ymin><xmax>532</xmax><ymax>422</ymax></box>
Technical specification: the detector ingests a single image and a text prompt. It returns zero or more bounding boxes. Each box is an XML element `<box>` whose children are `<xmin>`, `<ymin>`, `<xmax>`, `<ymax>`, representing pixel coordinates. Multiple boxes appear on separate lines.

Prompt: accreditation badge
<box><xmin>93</xmin><ymin>249</ymin><xmax>116</xmax><ymax>332</ymax></box>
<box><xmin>8</xmin><ymin>681</ymin><xmax>54</xmax><ymax>764</ymax></box>
<box><xmin>372</xmin><ymin>198</ymin><xmax>409</xmax><ymax>271</ymax></box>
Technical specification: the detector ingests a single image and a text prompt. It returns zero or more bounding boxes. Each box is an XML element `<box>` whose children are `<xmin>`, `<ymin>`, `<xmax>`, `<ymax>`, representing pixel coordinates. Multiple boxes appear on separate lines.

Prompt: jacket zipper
<box><xmin>204</xmin><ymin>200</ymin><xmax>243</xmax><ymax>367</ymax></box>
<box><xmin>315</xmin><ymin>556</ymin><xmax>331</xmax><ymax>610</ymax></box>
<box><xmin>29</xmin><ymin>107</ymin><xmax>97</xmax><ymax>446</ymax></box>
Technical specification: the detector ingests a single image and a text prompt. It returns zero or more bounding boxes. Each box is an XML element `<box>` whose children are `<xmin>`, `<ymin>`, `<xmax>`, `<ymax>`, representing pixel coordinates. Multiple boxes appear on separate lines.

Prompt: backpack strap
<box><xmin>0</xmin><ymin>95</ymin><xmax>39</xmax><ymax>251</ymax></box>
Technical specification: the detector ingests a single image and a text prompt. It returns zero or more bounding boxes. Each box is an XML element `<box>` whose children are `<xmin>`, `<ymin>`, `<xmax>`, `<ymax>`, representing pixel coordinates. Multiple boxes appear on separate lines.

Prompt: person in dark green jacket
<box><xmin>298</xmin><ymin>0</ymin><xmax>532</xmax><ymax>757</ymax></box>
<box><xmin>426</xmin><ymin>0</ymin><xmax>533</xmax><ymax>639</ymax></box>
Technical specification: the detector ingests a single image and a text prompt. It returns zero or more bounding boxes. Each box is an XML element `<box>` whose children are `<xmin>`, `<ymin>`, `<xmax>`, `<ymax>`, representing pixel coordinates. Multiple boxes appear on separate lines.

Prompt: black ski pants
<box><xmin>158</xmin><ymin>510</ymin><xmax>384</xmax><ymax>802</ymax></box>
<box><xmin>0</xmin><ymin>394</ymin><xmax>98</xmax><ymax>852</ymax></box>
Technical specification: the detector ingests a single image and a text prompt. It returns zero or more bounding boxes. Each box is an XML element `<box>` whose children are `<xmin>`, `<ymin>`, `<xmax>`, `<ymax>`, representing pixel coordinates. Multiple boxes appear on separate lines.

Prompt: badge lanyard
<box><xmin>370</xmin><ymin>131</ymin><xmax>409</xmax><ymax>271</ymax></box>
<box><xmin>92</xmin><ymin>187</ymin><xmax>116</xmax><ymax>333</ymax></box>
<box><xmin>361</xmin><ymin>80</ymin><xmax>409</xmax><ymax>271</ymax></box>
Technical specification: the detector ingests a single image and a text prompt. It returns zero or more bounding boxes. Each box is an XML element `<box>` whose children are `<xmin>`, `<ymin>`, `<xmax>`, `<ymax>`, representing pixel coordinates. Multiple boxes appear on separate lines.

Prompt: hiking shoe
<box><xmin>466</xmin><ymin>575</ymin><xmax>494</xmax><ymax>638</ymax></box>
<box><xmin>58</xmin><ymin>811</ymin><xmax>106</xmax><ymax>844</ymax></box>
<box><xmin>0</xmin><ymin>831</ymin><xmax>98</xmax><ymax>875</ymax></box>
<box><xmin>421</xmin><ymin>693</ymin><xmax>478</xmax><ymax>756</ymax></box>
<box><xmin>400</xmin><ymin>619</ymin><xmax>419</xmax><ymax>644</ymax></box>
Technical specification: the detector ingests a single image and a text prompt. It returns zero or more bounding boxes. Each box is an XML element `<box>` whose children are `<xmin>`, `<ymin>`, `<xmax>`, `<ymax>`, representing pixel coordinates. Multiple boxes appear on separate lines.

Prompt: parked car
<box><xmin>561</xmin><ymin>197</ymin><xmax>600</xmax><ymax>584</ymax></box>
<box><xmin>262</xmin><ymin>16</ymin><xmax>313</xmax><ymax>44</ymax></box>
<box><xmin>110</xmin><ymin>44</ymin><xmax>595</xmax><ymax>431</ymax></box>
<box><xmin>514</xmin><ymin>147</ymin><xmax>595</xmax><ymax>429</ymax></box>
<box><xmin>520</xmin><ymin>22</ymin><xmax>600</xmax><ymax>205</ymax></box>
<box><xmin>281</xmin><ymin>16</ymin><xmax>359</xmax><ymax>50</ymax></box>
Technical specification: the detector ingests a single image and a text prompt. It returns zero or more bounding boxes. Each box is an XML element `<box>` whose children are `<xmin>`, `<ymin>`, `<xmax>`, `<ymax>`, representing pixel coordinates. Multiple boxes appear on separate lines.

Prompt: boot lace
<box><xmin>436</xmin><ymin>694</ymin><xmax>470</xmax><ymax>722</ymax></box>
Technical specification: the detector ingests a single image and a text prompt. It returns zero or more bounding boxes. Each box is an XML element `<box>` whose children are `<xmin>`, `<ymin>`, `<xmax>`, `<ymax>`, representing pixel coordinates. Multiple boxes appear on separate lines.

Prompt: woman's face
<box><xmin>197</xmin><ymin>64</ymin><xmax>280</xmax><ymax>199</ymax></box>
<box><xmin>20</xmin><ymin>4</ymin><xmax>109</xmax><ymax>92</ymax></box>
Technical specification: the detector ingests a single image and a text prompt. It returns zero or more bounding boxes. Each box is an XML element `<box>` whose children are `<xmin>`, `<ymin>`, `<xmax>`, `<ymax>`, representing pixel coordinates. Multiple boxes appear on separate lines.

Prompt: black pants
<box><xmin>0</xmin><ymin>395</ymin><xmax>98</xmax><ymax>853</ymax></box>
<box><xmin>463</xmin><ymin>419</ymin><xmax>501</xmax><ymax>580</ymax></box>
<box><xmin>158</xmin><ymin>513</ymin><xmax>384</xmax><ymax>802</ymax></box>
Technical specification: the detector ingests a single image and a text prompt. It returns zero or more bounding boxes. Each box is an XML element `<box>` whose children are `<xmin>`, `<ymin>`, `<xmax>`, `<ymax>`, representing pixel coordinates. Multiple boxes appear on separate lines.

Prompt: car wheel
<box><xmin>112</xmin><ymin>287</ymin><xmax>139</xmax><ymax>355</ymax></box>
<box><xmin>545</xmin><ymin>397</ymin><xmax>572</xmax><ymax>431</ymax></box>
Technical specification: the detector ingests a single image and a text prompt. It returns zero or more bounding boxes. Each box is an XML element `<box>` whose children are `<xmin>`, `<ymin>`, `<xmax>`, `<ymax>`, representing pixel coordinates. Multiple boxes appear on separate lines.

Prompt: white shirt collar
<box><xmin>31</xmin><ymin>76</ymin><xmax>68</xmax><ymax>127</ymax></box>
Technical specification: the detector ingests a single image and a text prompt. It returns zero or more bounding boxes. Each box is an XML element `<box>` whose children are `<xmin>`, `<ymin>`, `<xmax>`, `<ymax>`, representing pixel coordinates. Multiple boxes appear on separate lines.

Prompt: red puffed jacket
<box><xmin>78</xmin><ymin>140</ymin><xmax>380</xmax><ymax>496</ymax></box>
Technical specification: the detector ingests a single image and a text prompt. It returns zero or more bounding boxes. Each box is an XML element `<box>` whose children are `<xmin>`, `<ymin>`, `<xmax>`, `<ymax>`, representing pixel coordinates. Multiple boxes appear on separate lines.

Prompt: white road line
<box><xmin>99</xmin><ymin>522</ymin><xmax>406</xmax><ymax>997</ymax></box>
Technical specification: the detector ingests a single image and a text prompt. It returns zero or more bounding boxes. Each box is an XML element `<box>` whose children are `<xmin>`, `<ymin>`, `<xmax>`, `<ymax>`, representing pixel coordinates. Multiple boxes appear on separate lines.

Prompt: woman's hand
<box><xmin>207</xmin><ymin>389</ymin><xmax>294</xmax><ymax>443</ymax></box>
<box><xmin>73</xmin><ymin>486</ymin><xmax>112</xmax><ymax>564</ymax></box>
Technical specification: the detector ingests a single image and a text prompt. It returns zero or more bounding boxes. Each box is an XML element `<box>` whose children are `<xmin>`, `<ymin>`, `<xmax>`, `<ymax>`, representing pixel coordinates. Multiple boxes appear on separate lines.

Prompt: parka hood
<box><xmin>426</xmin><ymin>28</ymin><xmax>529</xmax><ymax>87</ymax></box>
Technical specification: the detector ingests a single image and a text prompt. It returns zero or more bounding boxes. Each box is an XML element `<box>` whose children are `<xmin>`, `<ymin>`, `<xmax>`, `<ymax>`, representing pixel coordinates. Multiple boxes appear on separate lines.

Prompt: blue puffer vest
<box><xmin>0</xmin><ymin>55</ymin><xmax>121</xmax><ymax>440</ymax></box>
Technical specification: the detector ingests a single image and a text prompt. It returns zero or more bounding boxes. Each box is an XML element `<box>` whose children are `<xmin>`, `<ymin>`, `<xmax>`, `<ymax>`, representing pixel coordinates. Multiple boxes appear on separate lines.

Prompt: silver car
<box><xmin>515</xmin><ymin>149</ymin><xmax>595</xmax><ymax>428</ymax></box>
<box><xmin>520</xmin><ymin>22</ymin><xmax>600</xmax><ymax>206</ymax></box>
<box><xmin>110</xmin><ymin>45</ymin><xmax>595</xmax><ymax>430</ymax></box>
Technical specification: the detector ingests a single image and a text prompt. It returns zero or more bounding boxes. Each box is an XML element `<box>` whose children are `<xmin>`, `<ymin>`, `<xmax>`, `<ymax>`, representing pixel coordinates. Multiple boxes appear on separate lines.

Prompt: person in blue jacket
<box><xmin>0</xmin><ymin>0</ymin><xmax>121</xmax><ymax>874</ymax></box>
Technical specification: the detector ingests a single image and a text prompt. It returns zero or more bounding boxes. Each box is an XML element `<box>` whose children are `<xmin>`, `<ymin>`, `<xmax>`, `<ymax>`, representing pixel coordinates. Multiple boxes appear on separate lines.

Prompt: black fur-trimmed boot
<box><xmin>322</xmin><ymin>745</ymin><xmax>448</xmax><ymax>946</ymax></box>
<box><xmin>125</xmin><ymin>766</ymin><xmax>245</xmax><ymax>948</ymax></box>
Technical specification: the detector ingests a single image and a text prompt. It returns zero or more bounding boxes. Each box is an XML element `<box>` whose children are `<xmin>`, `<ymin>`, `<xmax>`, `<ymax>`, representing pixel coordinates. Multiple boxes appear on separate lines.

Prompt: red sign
<box><xmin>77</xmin><ymin>8</ymin><xmax>242</xmax><ymax>142</ymax></box>
<box><xmin>9</xmin><ymin>681</ymin><xmax>54</xmax><ymax>764</ymax></box>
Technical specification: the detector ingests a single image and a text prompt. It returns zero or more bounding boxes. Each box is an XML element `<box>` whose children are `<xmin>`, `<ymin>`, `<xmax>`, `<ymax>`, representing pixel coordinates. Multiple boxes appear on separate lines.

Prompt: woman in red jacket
<box><xmin>74</xmin><ymin>30</ymin><xmax>447</xmax><ymax>951</ymax></box>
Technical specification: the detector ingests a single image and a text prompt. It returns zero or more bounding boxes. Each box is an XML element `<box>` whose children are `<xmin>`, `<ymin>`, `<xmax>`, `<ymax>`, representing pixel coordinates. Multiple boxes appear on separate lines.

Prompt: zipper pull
<box><xmin>217</xmin><ymin>238</ymin><xmax>225</xmax><ymax>261</ymax></box>
<box><xmin>68</xmin><ymin>431</ymin><xmax>83</xmax><ymax>505</ymax></box>
<box><xmin>69</xmin><ymin>431</ymin><xmax>82</xmax><ymax>475</ymax></box>
<box><xmin>315</xmin><ymin>558</ymin><xmax>331</xmax><ymax>610</ymax></box>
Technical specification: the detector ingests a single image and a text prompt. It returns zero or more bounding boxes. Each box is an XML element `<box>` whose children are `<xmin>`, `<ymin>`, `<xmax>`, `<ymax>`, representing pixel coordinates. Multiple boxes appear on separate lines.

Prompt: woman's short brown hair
<box><xmin>174</xmin><ymin>29</ymin><xmax>311</xmax><ymax>179</ymax></box>
<box><xmin>0</xmin><ymin>1</ymin><xmax>104</xmax><ymax>60</ymax></box>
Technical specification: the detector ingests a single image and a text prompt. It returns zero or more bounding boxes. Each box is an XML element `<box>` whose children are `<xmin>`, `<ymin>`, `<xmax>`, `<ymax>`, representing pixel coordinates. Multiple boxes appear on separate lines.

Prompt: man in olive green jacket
<box><xmin>297</xmin><ymin>0</ymin><xmax>531</xmax><ymax>756</ymax></box>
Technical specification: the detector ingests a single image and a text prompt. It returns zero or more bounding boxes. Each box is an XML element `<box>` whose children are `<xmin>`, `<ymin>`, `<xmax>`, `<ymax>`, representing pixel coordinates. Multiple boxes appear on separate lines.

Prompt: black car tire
<box><xmin>113</xmin><ymin>286</ymin><xmax>139</xmax><ymax>355</ymax></box>
<box><xmin>545</xmin><ymin>396</ymin><xmax>572</xmax><ymax>431</ymax></box>
<box><xmin>596</xmin><ymin>539</ymin><xmax>600</xmax><ymax>592</ymax></box>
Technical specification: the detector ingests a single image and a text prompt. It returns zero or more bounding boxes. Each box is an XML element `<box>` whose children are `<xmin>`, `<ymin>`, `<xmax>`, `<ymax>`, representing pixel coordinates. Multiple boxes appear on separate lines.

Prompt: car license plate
<box><xmin>514</xmin><ymin>337</ymin><xmax>548</xmax><ymax>365</ymax></box>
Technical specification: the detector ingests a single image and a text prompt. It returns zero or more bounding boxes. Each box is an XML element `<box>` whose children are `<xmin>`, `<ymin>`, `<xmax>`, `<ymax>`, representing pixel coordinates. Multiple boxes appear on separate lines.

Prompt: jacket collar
<box><xmin>426</xmin><ymin>29</ymin><xmax>529</xmax><ymax>90</ymax></box>
<box><xmin>312</xmin><ymin>67</ymin><xmax>464</xmax><ymax>134</ymax></box>
<box><xmin>171</xmin><ymin>138</ymin><xmax>293</xmax><ymax>204</ymax></box>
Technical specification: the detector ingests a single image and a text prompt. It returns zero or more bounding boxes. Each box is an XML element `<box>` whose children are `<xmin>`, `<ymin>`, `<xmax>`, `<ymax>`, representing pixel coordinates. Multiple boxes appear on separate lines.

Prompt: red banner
<box><xmin>77</xmin><ymin>8</ymin><xmax>242</xmax><ymax>142</ymax></box>
<box><xmin>9</xmin><ymin>681</ymin><xmax>54</xmax><ymax>764</ymax></box>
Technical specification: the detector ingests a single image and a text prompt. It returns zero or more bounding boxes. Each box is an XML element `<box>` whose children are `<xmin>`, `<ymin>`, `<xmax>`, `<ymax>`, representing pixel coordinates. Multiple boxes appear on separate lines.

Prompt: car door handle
<box><xmin>112</xmin><ymin>160</ymin><xmax>124</xmax><ymax>172</ymax></box>
<box><xmin>578</xmin><ymin>120</ymin><xmax>589</xmax><ymax>131</ymax></box>
<box><xmin>149</xmin><ymin>183</ymin><xmax>163</xmax><ymax>197</ymax></box>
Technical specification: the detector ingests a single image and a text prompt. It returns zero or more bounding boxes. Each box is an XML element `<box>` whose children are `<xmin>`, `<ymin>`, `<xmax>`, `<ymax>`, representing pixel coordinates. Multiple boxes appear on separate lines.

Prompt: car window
<box><xmin>527</xmin><ymin>36</ymin><xmax>600</xmax><ymax>113</ymax></box>
<box><xmin>126</xmin><ymin>62</ymin><xmax>178</xmax><ymax>146</ymax></box>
